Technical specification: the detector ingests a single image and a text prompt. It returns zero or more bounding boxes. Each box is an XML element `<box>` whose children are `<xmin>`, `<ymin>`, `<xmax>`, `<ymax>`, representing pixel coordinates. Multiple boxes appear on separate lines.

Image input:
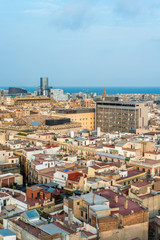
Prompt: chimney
<box><xmin>147</xmin><ymin>186</ymin><xmax>151</xmax><ymax>194</ymax></box>
<box><xmin>92</xmin><ymin>193</ymin><xmax>95</xmax><ymax>205</ymax></box>
<box><xmin>68</xmin><ymin>208</ymin><xmax>73</xmax><ymax>225</ymax></box>
<box><xmin>115</xmin><ymin>195</ymin><xmax>118</xmax><ymax>203</ymax></box>
<box><xmin>124</xmin><ymin>199</ymin><xmax>128</xmax><ymax>209</ymax></box>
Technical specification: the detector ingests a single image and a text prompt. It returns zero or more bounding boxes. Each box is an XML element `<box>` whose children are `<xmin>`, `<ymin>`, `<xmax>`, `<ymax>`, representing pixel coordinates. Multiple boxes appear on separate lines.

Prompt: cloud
<box><xmin>115</xmin><ymin>0</ymin><xmax>144</xmax><ymax>18</ymax></box>
<box><xmin>22</xmin><ymin>1</ymin><xmax>60</xmax><ymax>16</ymax></box>
<box><xmin>23</xmin><ymin>9</ymin><xmax>49</xmax><ymax>15</ymax></box>
<box><xmin>49</xmin><ymin>0</ymin><xmax>99</xmax><ymax>30</ymax></box>
<box><xmin>23</xmin><ymin>0</ymin><xmax>98</xmax><ymax>30</ymax></box>
<box><xmin>51</xmin><ymin>4</ymin><xmax>95</xmax><ymax>30</ymax></box>
<box><xmin>114</xmin><ymin>0</ymin><xmax>160</xmax><ymax>20</ymax></box>
<box><xmin>150</xmin><ymin>36</ymin><xmax>160</xmax><ymax>42</ymax></box>
<box><xmin>22</xmin><ymin>0</ymin><xmax>160</xmax><ymax>30</ymax></box>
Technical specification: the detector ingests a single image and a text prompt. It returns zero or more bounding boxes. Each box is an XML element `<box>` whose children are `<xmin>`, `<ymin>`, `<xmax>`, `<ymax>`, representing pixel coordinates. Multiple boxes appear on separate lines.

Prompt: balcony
<box><xmin>80</xmin><ymin>206</ymin><xmax>87</xmax><ymax>212</ymax></box>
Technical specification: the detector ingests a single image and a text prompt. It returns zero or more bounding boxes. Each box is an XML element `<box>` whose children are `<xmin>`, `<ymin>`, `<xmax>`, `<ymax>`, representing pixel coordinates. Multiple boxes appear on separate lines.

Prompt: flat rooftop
<box><xmin>56</xmin><ymin>108</ymin><xmax>95</xmax><ymax>114</ymax></box>
<box><xmin>96</xmin><ymin>101</ymin><xmax>145</xmax><ymax>107</ymax></box>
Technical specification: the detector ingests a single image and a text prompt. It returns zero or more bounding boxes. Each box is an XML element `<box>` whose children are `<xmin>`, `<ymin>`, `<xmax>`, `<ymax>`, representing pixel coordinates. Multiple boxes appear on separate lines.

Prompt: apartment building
<box><xmin>96</xmin><ymin>101</ymin><xmax>148</xmax><ymax>133</ymax></box>
<box><xmin>55</xmin><ymin>108</ymin><xmax>95</xmax><ymax>130</ymax></box>
<box><xmin>0</xmin><ymin>145</ymin><xmax>13</xmax><ymax>163</ymax></box>
<box><xmin>64</xmin><ymin>190</ymin><xmax>148</xmax><ymax>240</ymax></box>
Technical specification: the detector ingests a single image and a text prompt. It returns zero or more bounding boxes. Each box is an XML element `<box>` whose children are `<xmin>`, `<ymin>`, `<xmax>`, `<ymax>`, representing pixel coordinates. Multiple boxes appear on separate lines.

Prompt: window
<box><xmin>81</xmin><ymin>211</ymin><xmax>83</xmax><ymax>217</ymax></box>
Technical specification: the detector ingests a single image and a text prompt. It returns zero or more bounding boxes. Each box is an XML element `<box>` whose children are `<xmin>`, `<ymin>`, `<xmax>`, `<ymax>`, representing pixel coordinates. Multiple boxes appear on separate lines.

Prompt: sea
<box><xmin>1</xmin><ymin>87</ymin><xmax>160</xmax><ymax>95</ymax></box>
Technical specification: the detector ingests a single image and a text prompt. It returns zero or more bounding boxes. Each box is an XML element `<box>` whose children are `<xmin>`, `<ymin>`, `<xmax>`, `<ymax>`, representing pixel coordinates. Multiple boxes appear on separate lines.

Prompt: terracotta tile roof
<box><xmin>39</xmin><ymin>171</ymin><xmax>55</xmax><ymax>177</ymax></box>
<box><xmin>39</xmin><ymin>133</ymin><xmax>55</xmax><ymax>136</ymax></box>
<box><xmin>139</xmin><ymin>193</ymin><xmax>153</xmax><ymax>199</ymax></box>
<box><xmin>132</xmin><ymin>180</ymin><xmax>151</xmax><ymax>188</ymax></box>
<box><xmin>0</xmin><ymin>192</ymin><xmax>10</xmax><ymax>198</ymax></box>
<box><xmin>90</xmin><ymin>166</ymin><xmax>101</xmax><ymax>170</ymax></box>
<box><xmin>95</xmin><ymin>189</ymin><xmax>144</xmax><ymax>216</ymax></box>
<box><xmin>53</xmin><ymin>222</ymin><xmax>75</xmax><ymax>234</ymax></box>
<box><xmin>38</xmin><ymin>167</ymin><xmax>55</xmax><ymax>173</ymax></box>
<box><xmin>6</xmin><ymin>190</ymin><xmax>42</xmax><ymax>206</ymax></box>
<box><xmin>24</xmin><ymin>148</ymin><xmax>42</xmax><ymax>152</ymax></box>
<box><xmin>103</xmin><ymin>144</ymin><xmax>115</xmax><ymax>148</ymax></box>
<box><xmin>81</xmin><ymin>230</ymin><xmax>97</xmax><ymax>237</ymax></box>
<box><xmin>13</xmin><ymin>219</ymin><xmax>49</xmax><ymax>238</ymax></box>
<box><xmin>117</xmin><ymin>170</ymin><xmax>145</xmax><ymax>181</ymax></box>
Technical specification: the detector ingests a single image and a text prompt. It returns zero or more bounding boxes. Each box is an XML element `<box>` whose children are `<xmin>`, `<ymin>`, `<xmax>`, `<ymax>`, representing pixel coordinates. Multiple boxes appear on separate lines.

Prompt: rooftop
<box><xmin>131</xmin><ymin>179</ymin><xmax>151</xmax><ymax>188</ymax></box>
<box><xmin>24</xmin><ymin>209</ymin><xmax>40</xmax><ymax>220</ymax></box>
<box><xmin>74</xmin><ymin>192</ymin><xmax>109</xmax><ymax>205</ymax></box>
<box><xmin>39</xmin><ymin>222</ymin><xmax>75</xmax><ymax>236</ymax></box>
<box><xmin>90</xmin><ymin>205</ymin><xmax>110</xmax><ymax>211</ymax></box>
<box><xmin>13</xmin><ymin>218</ymin><xmax>49</xmax><ymax>238</ymax></box>
<box><xmin>117</xmin><ymin>170</ymin><xmax>145</xmax><ymax>181</ymax></box>
<box><xmin>0</xmin><ymin>229</ymin><xmax>16</xmax><ymax>237</ymax></box>
<box><xmin>95</xmin><ymin>189</ymin><xmax>144</xmax><ymax>215</ymax></box>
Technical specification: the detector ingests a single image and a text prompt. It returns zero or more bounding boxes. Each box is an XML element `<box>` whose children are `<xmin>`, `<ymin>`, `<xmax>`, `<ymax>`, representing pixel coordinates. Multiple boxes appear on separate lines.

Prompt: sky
<box><xmin>0</xmin><ymin>0</ymin><xmax>160</xmax><ymax>87</ymax></box>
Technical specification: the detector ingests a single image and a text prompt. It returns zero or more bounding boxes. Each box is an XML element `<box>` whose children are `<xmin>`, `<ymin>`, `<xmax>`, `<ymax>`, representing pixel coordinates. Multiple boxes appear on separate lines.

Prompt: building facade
<box><xmin>55</xmin><ymin>108</ymin><xmax>95</xmax><ymax>130</ymax></box>
<box><xmin>96</xmin><ymin>101</ymin><xmax>148</xmax><ymax>133</ymax></box>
